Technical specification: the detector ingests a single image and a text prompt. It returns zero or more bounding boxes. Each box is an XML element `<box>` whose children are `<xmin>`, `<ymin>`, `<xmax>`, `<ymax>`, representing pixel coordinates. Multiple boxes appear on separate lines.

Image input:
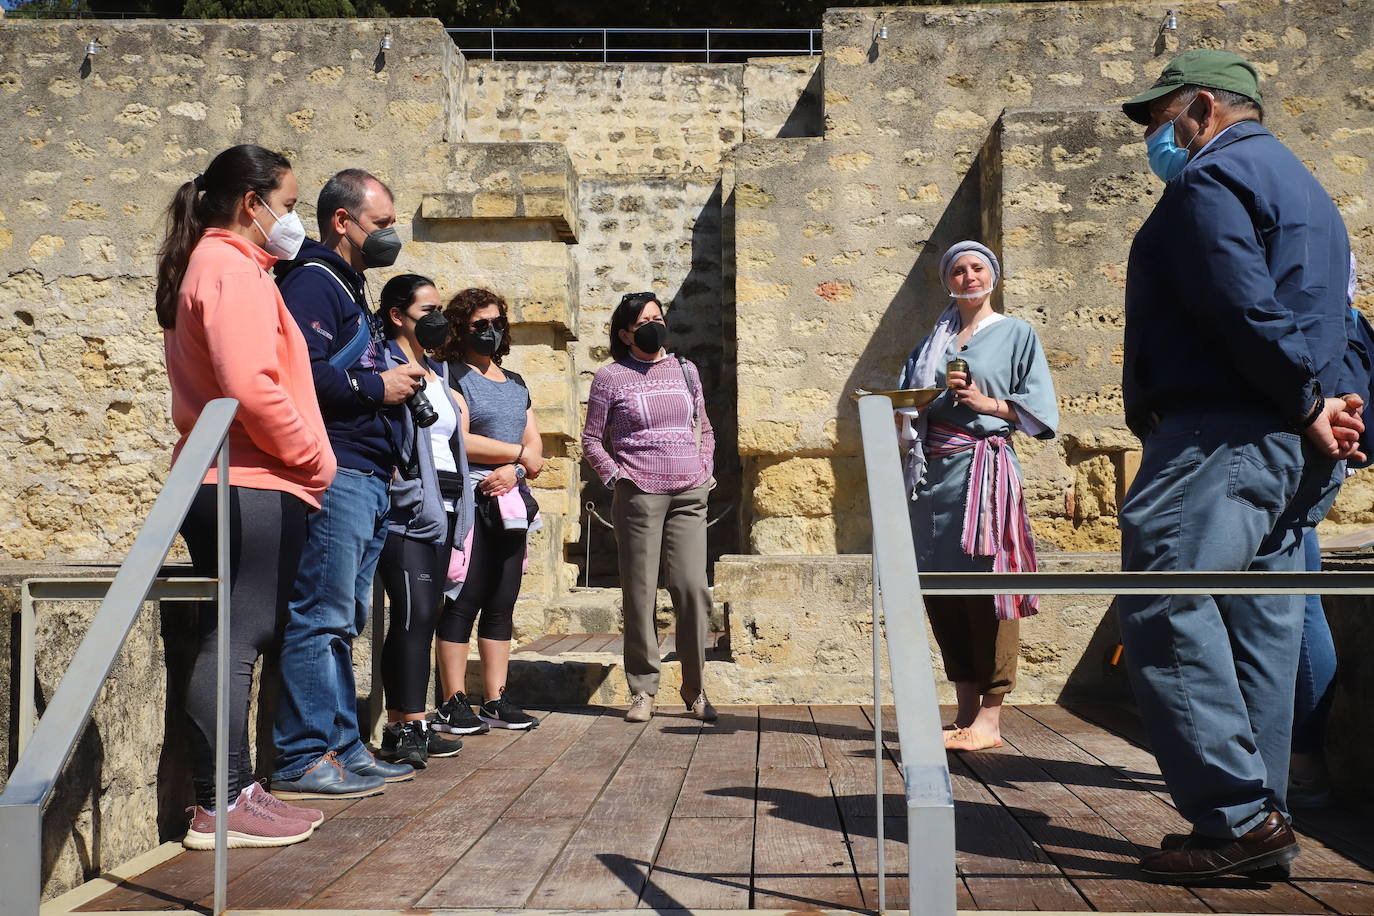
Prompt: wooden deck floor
<box><xmin>73</xmin><ymin>704</ymin><xmax>1374</xmax><ymax>914</ymax></box>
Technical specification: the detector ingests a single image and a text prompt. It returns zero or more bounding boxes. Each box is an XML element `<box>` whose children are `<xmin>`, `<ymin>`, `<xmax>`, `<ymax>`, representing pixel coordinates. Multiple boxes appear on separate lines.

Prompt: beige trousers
<box><xmin>612</xmin><ymin>479</ymin><xmax>712</xmax><ymax>699</ymax></box>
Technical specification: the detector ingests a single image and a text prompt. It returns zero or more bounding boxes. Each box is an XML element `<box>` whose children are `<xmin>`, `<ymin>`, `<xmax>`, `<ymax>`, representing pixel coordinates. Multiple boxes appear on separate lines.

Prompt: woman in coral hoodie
<box><xmin>156</xmin><ymin>145</ymin><xmax>336</xmax><ymax>850</ymax></box>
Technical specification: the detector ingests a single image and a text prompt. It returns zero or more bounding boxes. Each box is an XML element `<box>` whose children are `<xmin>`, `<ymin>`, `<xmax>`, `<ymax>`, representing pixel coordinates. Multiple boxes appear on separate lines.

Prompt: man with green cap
<box><xmin>1114</xmin><ymin>49</ymin><xmax>1363</xmax><ymax>884</ymax></box>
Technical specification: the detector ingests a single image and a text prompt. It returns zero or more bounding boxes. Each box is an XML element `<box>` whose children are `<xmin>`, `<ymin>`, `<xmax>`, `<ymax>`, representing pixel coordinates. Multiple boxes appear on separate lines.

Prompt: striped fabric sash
<box><xmin>925</xmin><ymin>422</ymin><xmax>1039</xmax><ymax>620</ymax></box>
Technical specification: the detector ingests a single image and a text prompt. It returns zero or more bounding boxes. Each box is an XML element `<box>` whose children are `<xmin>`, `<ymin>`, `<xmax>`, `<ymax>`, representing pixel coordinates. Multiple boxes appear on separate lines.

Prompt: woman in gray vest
<box><xmin>374</xmin><ymin>274</ymin><xmax>475</xmax><ymax>768</ymax></box>
<box><xmin>430</xmin><ymin>288</ymin><xmax>545</xmax><ymax>731</ymax></box>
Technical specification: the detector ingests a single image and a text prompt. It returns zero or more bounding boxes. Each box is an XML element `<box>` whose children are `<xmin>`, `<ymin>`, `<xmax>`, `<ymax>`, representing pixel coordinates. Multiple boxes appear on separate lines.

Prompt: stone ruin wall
<box><xmin>737</xmin><ymin>0</ymin><xmax>1374</xmax><ymax>555</ymax></box>
<box><xmin>3</xmin><ymin>3</ymin><xmax>1374</xmax><ymax>899</ymax></box>
<box><xmin>0</xmin><ymin>20</ymin><xmax>820</xmax><ymax>604</ymax></box>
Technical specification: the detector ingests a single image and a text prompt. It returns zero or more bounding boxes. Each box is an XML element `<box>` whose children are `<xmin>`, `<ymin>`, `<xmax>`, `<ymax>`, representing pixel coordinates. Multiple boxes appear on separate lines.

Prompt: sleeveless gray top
<box><xmin>454</xmin><ymin>366</ymin><xmax>531</xmax><ymax>471</ymax></box>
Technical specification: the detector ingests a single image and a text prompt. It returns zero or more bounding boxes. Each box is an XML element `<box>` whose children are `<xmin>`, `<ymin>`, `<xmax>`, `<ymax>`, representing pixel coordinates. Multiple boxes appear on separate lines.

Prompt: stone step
<box><xmin>463</xmin><ymin>651</ymin><xmax>736</xmax><ymax>707</ymax></box>
<box><xmin>531</xmin><ymin>586</ymin><xmax>728</xmax><ymax>636</ymax></box>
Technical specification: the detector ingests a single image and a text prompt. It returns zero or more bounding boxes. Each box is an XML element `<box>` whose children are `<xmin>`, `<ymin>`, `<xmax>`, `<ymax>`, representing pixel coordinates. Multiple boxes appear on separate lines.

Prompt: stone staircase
<box><xmin>482</xmin><ymin>586</ymin><xmax>731</xmax><ymax>705</ymax></box>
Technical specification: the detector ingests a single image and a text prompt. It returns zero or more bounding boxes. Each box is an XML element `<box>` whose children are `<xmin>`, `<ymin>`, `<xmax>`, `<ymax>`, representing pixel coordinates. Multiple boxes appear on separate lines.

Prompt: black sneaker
<box><xmin>431</xmin><ymin>692</ymin><xmax>490</xmax><ymax>735</ymax></box>
<box><xmin>479</xmin><ymin>690</ymin><xmax>540</xmax><ymax>730</ymax></box>
<box><xmin>426</xmin><ymin>726</ymin><xmax>463</xmax><ymax>758</ymax></box>
<box><xmin>379</xmin><ymin>721</ymin><xmax>428</xmax><ymax>769</ymax></box>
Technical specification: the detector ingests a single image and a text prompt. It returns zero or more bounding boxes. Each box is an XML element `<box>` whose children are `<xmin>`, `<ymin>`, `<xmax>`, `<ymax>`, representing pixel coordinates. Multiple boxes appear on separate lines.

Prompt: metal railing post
<box><xmin>871</xmin><ymin>552</ymin><xmax>886</xmax><ymax>915</ymax></box>
<box><xmin>0</xmin><ymin>398</ymin><xmax>238</xmax><ymax>916</ymax></box>
<box><xmin>19</xmin><ymin>583</ymin><xmax>36</xmax><ymax>754</ymax></box>
<box><xmin>858</xmin><ymin>395</ymin><xmax>956</xmax><ymax>916</ymax></box>
<box><xmin>212</xmin><ymin>438</ymin><xmax>231</xmax><ymax>914</ymax></box>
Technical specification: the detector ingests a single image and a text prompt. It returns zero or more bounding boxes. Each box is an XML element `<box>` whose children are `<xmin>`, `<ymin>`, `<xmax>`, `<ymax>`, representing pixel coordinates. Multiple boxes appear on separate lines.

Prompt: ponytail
<box><xmin>154</xmin><ymin>144</ymin><xmax>292</xmax><ymax>330</ymax></box>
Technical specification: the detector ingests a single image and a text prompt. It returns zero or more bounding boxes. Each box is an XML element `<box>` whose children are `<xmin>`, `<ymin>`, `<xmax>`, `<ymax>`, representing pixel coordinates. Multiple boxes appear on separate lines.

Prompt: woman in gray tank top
<box><xmin>429</xmin><ymin>288</ymin><xmax>545</xmax><ymax>732</ymax></box>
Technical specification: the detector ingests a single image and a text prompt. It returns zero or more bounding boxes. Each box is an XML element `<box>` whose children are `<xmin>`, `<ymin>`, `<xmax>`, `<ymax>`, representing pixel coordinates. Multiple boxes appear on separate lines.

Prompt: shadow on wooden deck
<box><xmin>54</xmin><ymin>704</ymin><xmax>1374</xmax><ymax>915</ymax></box>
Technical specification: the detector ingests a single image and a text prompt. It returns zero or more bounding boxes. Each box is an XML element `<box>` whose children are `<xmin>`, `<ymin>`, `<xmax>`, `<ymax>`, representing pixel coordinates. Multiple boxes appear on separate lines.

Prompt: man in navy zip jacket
<box><xmin>1115</xmin><ymin>51</ymin><xmax>1364</xmax><ymax>884</ymax></box>
<box><xmin>270</xmin><ymin>169</ymin><xmax>425</xmax><ymax>800</ymax></box>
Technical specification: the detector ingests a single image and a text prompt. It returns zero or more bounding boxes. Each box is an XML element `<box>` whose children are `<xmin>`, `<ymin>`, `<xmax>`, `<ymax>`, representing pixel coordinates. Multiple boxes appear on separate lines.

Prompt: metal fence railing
<box><xmin>446</xmin><ymin>27</ymin><xmax>822</xmax><ymax>62</ymax></box>
<box><xmin>855</xmin><ymin>393</ymin><xmax>1374</xmax><ymax>914</ymax></box>
<box><xmin>0</xmin><ymin>398</ymin><xmax>238</xmax><ymax>916</ymax></box>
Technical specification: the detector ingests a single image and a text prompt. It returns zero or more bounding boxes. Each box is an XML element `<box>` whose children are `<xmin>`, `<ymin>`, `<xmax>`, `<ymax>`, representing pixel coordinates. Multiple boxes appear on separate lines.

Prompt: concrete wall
<box><xmin>735</xmin><ymin>0</ymin><xmax>1374</xmax><ymax>554</ymax></box>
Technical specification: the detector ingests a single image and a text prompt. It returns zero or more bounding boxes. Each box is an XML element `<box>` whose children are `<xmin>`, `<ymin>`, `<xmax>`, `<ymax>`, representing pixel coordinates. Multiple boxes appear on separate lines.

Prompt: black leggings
<box><xmin>180</xmin><ymin>484</ymin><xmax>307</xmax><ymax>809</ymax></box>
<box><xmin>442</xmin><ymin>519</ymin><xmax>525</xmax><ymax>644</ymax></box>
<box><xmin>378</xmin><ymin>529</ymin><xmax>450</xmax><ymax>714</ymax></box>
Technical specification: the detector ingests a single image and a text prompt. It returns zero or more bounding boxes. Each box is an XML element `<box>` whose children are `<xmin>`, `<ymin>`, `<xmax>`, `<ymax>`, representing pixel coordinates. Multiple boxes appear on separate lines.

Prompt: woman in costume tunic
<box><xmin>897</xmin><ymin>240</ymin><xmax>1058</xmax><ymax>751</ymax></box>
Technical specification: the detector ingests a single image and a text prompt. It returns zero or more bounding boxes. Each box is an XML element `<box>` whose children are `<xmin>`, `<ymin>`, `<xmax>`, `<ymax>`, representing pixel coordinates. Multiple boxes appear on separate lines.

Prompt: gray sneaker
<box><xmin>686</xmin><ymin>690</ymin><xmax>718</xmax><ymax>722</ymax></box>
<box><xmin>625</xmin><ymin>692</ymin><xmax>655</xmax><ymax>722</ymax></box>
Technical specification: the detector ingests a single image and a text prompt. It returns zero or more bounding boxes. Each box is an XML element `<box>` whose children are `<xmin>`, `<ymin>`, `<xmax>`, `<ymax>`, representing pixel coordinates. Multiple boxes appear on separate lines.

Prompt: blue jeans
<box><xmin>1118</xmin><ymin>411</ymin><xmax>1340</xmax><ymax>838</ymax></box>
<box><xmin>1293</xmin><ymin>528</ymin><xmax>1337</xmax><ymax>754</ymax></box>
<box><xmin>273</xmin><ymin>467</ymin><xmax>389</xmax><ymax>779</ymax></box>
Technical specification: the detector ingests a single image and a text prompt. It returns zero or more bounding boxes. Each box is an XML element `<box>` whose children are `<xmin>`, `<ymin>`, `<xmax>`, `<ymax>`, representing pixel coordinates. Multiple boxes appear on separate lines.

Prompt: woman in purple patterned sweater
<box><xmin>582</xmin><ymin>292</ymin><xmax>718</xmax><ymax>724</ymax></box>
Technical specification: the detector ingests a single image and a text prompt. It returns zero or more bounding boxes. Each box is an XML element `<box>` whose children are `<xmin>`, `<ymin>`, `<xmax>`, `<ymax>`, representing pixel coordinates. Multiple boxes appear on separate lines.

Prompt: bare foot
<box><xmin>944</xmin><ymin>727</ymin><xmax>1003</xmax><ymax>751</ymax></box>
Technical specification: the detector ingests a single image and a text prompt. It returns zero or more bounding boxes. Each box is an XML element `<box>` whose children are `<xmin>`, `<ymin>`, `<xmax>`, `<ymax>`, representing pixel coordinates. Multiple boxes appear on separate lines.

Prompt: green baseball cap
<box><xmin>1121</xmin><ymin>49</ymin><xmax>1262</xmax><ymax>124</ymax></box>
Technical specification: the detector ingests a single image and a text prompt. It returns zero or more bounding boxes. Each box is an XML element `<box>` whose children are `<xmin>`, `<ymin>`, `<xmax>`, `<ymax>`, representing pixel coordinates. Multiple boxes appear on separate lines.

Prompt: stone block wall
<box><xmin>736</xmin><ymin>0</ymin><xmax>1374</xmax><ymax>554</ymax></box>
<box><xmin>0</xmin><ymin>18</ymin><xmax>463</xmax><ymax>564</ymax></box>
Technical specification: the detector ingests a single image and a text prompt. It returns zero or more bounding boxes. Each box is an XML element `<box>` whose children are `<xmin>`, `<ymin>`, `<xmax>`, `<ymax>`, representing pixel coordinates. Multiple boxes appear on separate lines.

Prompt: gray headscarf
<box><xmin>938</xmin><ymin>239</ymin><xmax>1001</xmax><ymax>295</ymax></box>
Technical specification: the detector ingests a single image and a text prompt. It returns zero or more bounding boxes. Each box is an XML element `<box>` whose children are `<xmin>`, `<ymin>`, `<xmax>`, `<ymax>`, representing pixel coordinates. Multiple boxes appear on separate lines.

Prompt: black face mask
<box><xmin>348</xmin><ymin>215</ymin><xmax>402</xmax><ymax>269</ymax></box>
<box><xmin>632</xmin><ymin>321</ymin><xmax>667</xmax><ymax>353</ymax></box>
<box><xmin>471</xmin><ymin>326</ymin><xmax>503</xmax><ymax>356</ymax></box>
<box><xmin>414</xmin><ymin>312</ymin><xmax>450</xmax><ymax>350</ymax></box>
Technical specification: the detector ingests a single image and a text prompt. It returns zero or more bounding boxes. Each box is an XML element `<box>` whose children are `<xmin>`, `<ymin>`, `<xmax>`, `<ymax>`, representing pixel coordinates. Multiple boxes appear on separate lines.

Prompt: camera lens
<box><xmin>408</xmin><ymin>388</ymin><xmax>438</xmax><ymax>428</ymax></box>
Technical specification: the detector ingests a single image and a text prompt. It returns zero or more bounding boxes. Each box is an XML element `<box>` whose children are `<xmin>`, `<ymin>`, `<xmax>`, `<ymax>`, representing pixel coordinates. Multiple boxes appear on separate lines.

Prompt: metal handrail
<box><xmin>445</xmin><ymin>27</ymin><xmax>823</xmax><ymax>62</ymax></box>
<box><xmin>857</xmin><ymin>394</ymin><xmax>957</xmax><ymax>916</ymax></box>
<box><xmin>14</xmin><ymin>577</ymin><xmax>218</xmax><ymax>757</ymax></box>
<box><xmin>0</xmin><ymin>397</ymin><xmax>237</xmax><ymax>916</ymax></box>
<box><xmin>858</xmin><ymin>392</ymin><xmax>1374</xmax><ymax>912</ymax></box>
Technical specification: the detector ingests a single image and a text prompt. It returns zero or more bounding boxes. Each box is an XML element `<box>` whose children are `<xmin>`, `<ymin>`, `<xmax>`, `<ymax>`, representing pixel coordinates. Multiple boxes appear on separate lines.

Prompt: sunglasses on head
<box><xmin>469</xmin><ymin>316</ymin><xmax>508</xmax><ymax>333</ymax></box>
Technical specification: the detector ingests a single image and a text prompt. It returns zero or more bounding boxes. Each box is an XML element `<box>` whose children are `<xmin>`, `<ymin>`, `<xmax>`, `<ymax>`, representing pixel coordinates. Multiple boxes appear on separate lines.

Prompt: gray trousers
<box><xmin>1118</xmin><ymin>411</ymin><xmax>1341</xmax><ymax>837</ymax></box>
<box><xmin>612</xmin><ymin>479</ymin><xmax>712</xmax><ymax>698</ymax></box>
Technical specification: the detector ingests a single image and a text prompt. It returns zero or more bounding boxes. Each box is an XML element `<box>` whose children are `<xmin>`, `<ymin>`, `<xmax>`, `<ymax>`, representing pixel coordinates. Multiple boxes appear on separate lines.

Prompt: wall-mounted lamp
<box><xmin>1162</xmin><ymin>10</ymin><xmax>1178</xmax><ymax>31</ymax></box>
<box><xmin>379</xmin><ymin>33</ymin><xmax>392</xmax><ymax>52</ymax></box>
<box><xmin>877</xmin><ymin>26</ymin><xmax>889</xmax><ymax>40</ymax></box>
<box><xmin>85</xmin><ymin>39</ymin><xmax>100</xmax><ymax>56</ymax></box>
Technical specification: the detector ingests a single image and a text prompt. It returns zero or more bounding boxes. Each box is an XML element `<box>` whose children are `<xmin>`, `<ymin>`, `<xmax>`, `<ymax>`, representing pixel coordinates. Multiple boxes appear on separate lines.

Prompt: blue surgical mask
<box><xmin>1145</xmin><ymin>100</ymin><xmax>1201</xmax><ymax>183</ymax></box>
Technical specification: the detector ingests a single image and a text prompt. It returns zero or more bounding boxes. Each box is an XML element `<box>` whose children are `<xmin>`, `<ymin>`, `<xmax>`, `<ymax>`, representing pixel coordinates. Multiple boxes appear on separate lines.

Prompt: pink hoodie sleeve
<box><xmin>199</xmin><ymin>271</ymin><xmax>331</xmax><ymax>478</ymax></box>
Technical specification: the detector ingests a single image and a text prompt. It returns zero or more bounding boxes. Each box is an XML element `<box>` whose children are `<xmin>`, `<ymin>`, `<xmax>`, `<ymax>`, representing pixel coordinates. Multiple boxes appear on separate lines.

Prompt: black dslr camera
<box><xmin>405</xmin><ymin>312</ymin><xmax>452</xmax><ymax>429</ymax></box>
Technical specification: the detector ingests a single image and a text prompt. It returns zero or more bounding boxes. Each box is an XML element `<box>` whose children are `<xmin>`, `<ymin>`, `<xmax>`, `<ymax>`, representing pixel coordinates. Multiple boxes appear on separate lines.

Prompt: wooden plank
<box><xmin>685</xmin><ymin>705</ymin><xmax>757</xmax><ymax>769</ymax></box>
<box><xmin>195</xmin><ymin>817</ymin><xmax>403</xmax><ymax>910</ymax></box>
<box><xmin>753</xmin><ymin>765</ymin><xmax>864</xmax><ymax>910</ymax></box>
<box><xmin>418</xmin><ymin>816</ymin><xmax>581</xmax><ymax>908</ymax></box>
<box><xmin>516</xmin><ymin>633</ymin><xmax>562</xmax><ymax>654</ymax></box>
<box><xmin>639</xmin><ymin>816</ymin><xmax>753</xmax><ymax>909</ymax></box>
<box><xmin>757</xmin><ymin>703</ymin><xmax>824</xmax><ymax>768</ymax></box>
<box><xmin>1287</xmin><ymin>834</ymin><xmax>1374</xmax><ymax>916</ymax></box>
<box><xmin>76</xmin><ymin>847</ymin><xmax>279</xmax><ymax>911</ymax></box>
<box><xmin>847</xmin><ymin>816</ymin><xmax>911</xmax><ymax>911</ymax></box>
<box><xmin>1022</xmin><ymin>814</ymin><xmax>1210</xmax><ymax>913</ymax></box>
<box><xmin>811</xmin><ymin>704</ymin><xmax>908</xmax><ymax>819</ymax></box>
<box><xmin>674</xmin><ymin>764</ymin><xmax>755</xmax><ymax>818</ymax></box>
<box><xmin>530</xmin><ymin>765</ymin><xmax>687</xmax><ymax>908</ymax></box>
<box><xmin>578</xmin><ymin>633</ymin><xmax>620</xmax><ymax>652</ymax></box>
<box><xmin>604</xmin><ymin>634</ymin><xmax>625</xmax><ymax>656</ymax></box>
<box><xmin>620</xmin><ymin>706</ymin><xmax>701</xmax><ymax>770</ymax></box>
<box><xmin>305</xmin><ymin>766</ymin><xmax>541</xmax><ymax>908</ymax></box>
<box><xmin>946</xmin><ymin>753</ymin><xmax>1092</xmax><ymax>912</ymax></box>
<box><xmin>483</xmin><ymin>708</ymin><xmax>601</xmax><ymax>770</ymax></box>
<box><xmin>541</xmin><ymin>633</ymin><xmax>596</xmax><ymax>655</ymax></box>
<box><xmin>333</xmin><ymin>725</ymin><xmax>521</xmax><ymax>819</ymax></box>
<box><xmin>1020</xmin><ymin>706</ymin><xmax>1336</xmax><ymax>914</ymax></box>
<box><xmin>514</xmin><ymin>715</ymin><xmax>646</xmax><ymax>818</ymax></box>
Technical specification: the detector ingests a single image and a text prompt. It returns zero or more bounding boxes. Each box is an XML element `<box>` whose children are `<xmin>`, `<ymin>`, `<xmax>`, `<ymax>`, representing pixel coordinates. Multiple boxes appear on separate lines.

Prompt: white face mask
<box><xmin>253</xmin><ymin>199</ymin><xmax>306</xmax><ymax>260</ymax></box>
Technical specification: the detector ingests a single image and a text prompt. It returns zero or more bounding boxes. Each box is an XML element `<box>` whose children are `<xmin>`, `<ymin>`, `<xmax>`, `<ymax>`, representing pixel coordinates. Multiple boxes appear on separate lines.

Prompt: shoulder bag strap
<box><xmin>677</xmin><ymin>355</ymin><xmax>701</xmax><ymax>451</ymax></box>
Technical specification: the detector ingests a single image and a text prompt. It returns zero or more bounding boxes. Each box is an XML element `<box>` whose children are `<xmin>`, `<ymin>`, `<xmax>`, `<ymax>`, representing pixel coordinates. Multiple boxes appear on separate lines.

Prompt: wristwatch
<box><xmin>513</xmin><ymin>463</ymin><xmax>527</xmax><ymax>480</ymax></box>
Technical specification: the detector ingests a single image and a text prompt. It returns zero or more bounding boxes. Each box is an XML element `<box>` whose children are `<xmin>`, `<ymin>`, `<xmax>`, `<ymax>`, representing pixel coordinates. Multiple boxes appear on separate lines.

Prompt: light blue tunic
<box><xmin>900</xmin><ymin>316</ymin><xmax>1059</xmax><ymax>572</ymax></box>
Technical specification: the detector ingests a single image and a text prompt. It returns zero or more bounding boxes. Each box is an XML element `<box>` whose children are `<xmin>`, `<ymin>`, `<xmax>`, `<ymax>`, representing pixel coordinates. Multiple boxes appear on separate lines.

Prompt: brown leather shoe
<box><xmin>1140</xmin><ymin>812</ymin><xmax>1299</xmax><ymax>884</ymax></box>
